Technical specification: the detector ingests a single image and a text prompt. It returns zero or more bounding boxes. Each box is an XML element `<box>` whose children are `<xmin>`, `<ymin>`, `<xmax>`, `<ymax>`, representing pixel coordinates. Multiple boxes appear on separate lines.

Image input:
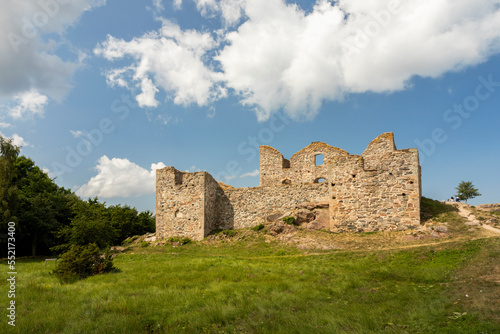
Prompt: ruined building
<box><xmin>156</xmin><ymin>132</ymin><xmax>421</xmax><ymax>240</ymax></box>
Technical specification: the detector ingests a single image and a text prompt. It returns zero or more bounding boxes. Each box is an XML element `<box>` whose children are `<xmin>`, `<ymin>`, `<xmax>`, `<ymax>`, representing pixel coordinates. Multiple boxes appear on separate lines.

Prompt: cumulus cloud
<box><xmin>75</xmin><ymin>156</ymin><xmax>167</xmax><ymax>198</ymax></box>
<box><xmin>0</xmin><ymin>0</ymin><xmax>106</xmax><ymax>102</ymax></box>
<box><xmin>106</xmin><ymin>0</ymin><xmax>500</xmax><ymax>121</ymax></box>
<box><xmin>11</xmin><ymin>133</ymin><xmax>31</xmax><ymax>147</ymax></box>
<box><xmin>215</xmin><ymin>0</ymin><xmax>500</xmax><ymax>120</ymax></box>
<box><xmin>0</xmin><ymin>132</ymin><xmax>31</xmax><ymax>148</ymax></box>
<box><xmin>94</xmin><ymin>20</ymin><xmax>226</xmax><ymax>109</ymax></box>
<box><xmin>7</xmin><ymin>90</ymin><xmax>48</xmax><ymax>119</ymax></box>
<box><xmin>194</xmin><ymin>0</ymin><xmax>246</xmax><ymax>25</ymax></box>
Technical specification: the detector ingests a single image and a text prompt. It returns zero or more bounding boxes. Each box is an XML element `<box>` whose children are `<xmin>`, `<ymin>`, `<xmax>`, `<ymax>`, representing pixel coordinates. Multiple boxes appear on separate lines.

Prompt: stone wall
<box><xmin>156</xmin><ymin>166</ymin><xmax>328</xmax><ymax>239</ymax></box>
<box><xmin>156</xmin><ymin>167</ymin><xmax>219</xmax><ymax>240</ymax></box>
<box><xmin>203</xmin><ymin>172</ymin><xmax>220</xmax><ymax>237</ymax></box>
<box><xmin>156</xmin><ymin>132</ymin><xmax>421</xmax><ymax>240</ymax></box>
<box><xmin>259</xmin><ymin>142</ymin><xmax>349</xmax><ymax>186</ymax></box>
<box><xmin>329</xmin><ymin>145</ymin><xmax>420</xmax><ymax>232</ymax></box>
<box><xmin>223</xmin><ymin>183</ymin><xmax>328</xmax><ymax>229</ymax></box>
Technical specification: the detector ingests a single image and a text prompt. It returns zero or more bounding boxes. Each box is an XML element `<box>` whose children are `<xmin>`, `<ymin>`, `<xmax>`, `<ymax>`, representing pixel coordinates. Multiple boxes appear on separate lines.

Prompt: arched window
<box><xmin>282</xmin><ymin>179</ymin><xmax>292</xmax><ymax>185</ymax></box>
<box><xmin>314</xmin><ymin>177</ymin><xmax>326</xmax><ymax>183</ymax></box>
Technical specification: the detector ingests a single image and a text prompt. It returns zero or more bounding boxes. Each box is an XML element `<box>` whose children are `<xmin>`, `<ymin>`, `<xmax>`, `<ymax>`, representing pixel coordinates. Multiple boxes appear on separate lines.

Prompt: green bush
<box><xmin>282</xmin><ymin>216</ymin><xmax>296</xmax><ymax>225</ymax></box>
<box><xmin>252</xmin><ymin>223</ymin><xmax>265</xmax><ymax>231</ymax></box>
<box><xmin>52</xmin><ymin>243</ymin><xmax>115</xmax><ymax>283</ymax></box>
<box><xmin>222</xmin><ymin>230</ymin><xmax>237</xmax><ymax>237</ymax></box>
<box><xmin>180</xmin><ymin>237</ymin><xmax>192</xmax><ymax>245</ymax></box>
<box><xmin>167</xmin><ymin>236</ymin><xmax>192</xmax><ymax>245</ymax></box>
<box><xmin>140</xmin><ymin>241</ymin><xmax>149</xmax><ymax>248</ymax></box>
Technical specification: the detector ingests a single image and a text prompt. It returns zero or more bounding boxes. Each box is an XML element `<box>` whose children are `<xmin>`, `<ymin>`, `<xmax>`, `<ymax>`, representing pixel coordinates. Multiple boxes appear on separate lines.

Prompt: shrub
<box><xmin>222</xmin><ymin>230</ymin><xmax>237</xmax><ymax>237</ymax></box>
<box><xmin>282</xmin><ymin>216</ymin><xmax>296</xmax><ymax>225</ymax></box>
<box><xmin>252</xmin><ymin>223</ymin><xmax>265</xmax><ymax>231</ymax></box>
<box><xmin>167</xmin><ymin>236</ymin><xmax>192</xmax><ymax>245</ymax></box>
<box><xmin>140</xmin><ymin>241</ymin><xmax>149</xmax><ymax>248</ymax></box>
<box><xmin>180</xmin><ymin>237</ymin><xmax>192</xmax><ymax>245</ymax></box>
<box><xmin>52</xmin><ymin>243</ymin><xmax>115</xmax><ymax>283</ymax></box>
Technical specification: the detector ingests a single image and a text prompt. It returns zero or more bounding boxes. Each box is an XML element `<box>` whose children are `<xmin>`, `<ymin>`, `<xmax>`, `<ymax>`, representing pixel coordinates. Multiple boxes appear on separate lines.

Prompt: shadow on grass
<box><xmin>421</xmin><ymin>197</ymin><xmax>459</xmax><ymax>223</ymax></box>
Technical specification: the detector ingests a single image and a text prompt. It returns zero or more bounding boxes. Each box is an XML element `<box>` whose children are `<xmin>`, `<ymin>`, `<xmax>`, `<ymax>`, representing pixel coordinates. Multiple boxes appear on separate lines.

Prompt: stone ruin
<box><xmin>156</xmin><ymin>132</ymin><xmax>421</xmax><ymax>240</ymax></box>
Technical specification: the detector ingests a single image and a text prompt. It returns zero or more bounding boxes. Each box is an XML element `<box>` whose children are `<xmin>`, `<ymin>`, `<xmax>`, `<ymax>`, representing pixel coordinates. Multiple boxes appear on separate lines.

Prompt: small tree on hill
<box><xmin>455</xmin><ymin>181</ymin><xmax>481</xmax><ymax>203</ymax></box>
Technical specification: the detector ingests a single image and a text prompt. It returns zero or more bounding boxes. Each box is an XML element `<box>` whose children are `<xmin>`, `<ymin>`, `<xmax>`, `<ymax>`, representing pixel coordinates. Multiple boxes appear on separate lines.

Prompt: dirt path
<box><xmin>455</xmin><ymin>203</ymin><xmax>500</xmax><ymax>234</ymax></box>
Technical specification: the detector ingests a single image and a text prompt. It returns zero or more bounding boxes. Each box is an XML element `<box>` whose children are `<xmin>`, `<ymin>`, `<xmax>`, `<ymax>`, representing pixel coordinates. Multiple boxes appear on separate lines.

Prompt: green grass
<box><xmin>1</xmin><ymin>237</ymin><xmax>499</xmax><ymax>333</ymax></box>
<box><xmin>420</xmin><ymin>197</ymin><xmax>469</xmax><ymax>233</ymax></box>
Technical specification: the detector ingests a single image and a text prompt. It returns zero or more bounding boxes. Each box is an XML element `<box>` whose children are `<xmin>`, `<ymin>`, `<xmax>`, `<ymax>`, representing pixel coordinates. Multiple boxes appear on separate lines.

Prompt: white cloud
<box><xmin>185</xmin><ymin>166</ymin><xmax>201</xmax><ymax>172</ymax></box>
<box><xmin>0</xmin><ymin>122</ymin><xmax>11</xmax><ymax>128</ymax></box>
<box><xmin>94</xmin><ymin>20</ymin><xmax>226</xmax><ymax>110</ymax></box>
<box><xmin>70</xmin><ymin>130</ymin><xmax>84</xmax><ymax>138</ymax></box>
<box><xmin>240</xmin><ymin>169</ymin><xmax>259</xmax><ymax>178</ymax></box>
<box><xmin>173</xmin><ymin>0</ymin><xmax>183</xmax><ymax>10</ymax></box>
<box><xmin>215</xmin><ymin>0</ymin><xmax>500</xmax><ymax>121</ymax></box>
<box><xmin>0</xmin><ymin>132</ymin><xmax>31</xmax><ymax>148</ymax></box>
<box><xmin>95</xmin><ymin>0</ymin><xmax>500</xmax><ymax>121</ymax></box>
<box><xmin>8</xmin><ymin>90</ymin><xmax>48</xmax><ymax>119</ymax></box>
<box><xmin>194</xmin><ymin>0</ymin><xmax>246</xmax><ymax>25</ymax></box>
<box><xmin>0</xmin><ymin>0</ymin><xmax>106</xmax><ymax>102</ymax></box>
<box><xmin>75</xmin><ymin>156</ymin><xmax>166</xmax><ymax>198</ymax></box>
<box><xmin>152</xmin><ymin>0</ymin><xmax>165</xmax><ymax>12</ymax></box>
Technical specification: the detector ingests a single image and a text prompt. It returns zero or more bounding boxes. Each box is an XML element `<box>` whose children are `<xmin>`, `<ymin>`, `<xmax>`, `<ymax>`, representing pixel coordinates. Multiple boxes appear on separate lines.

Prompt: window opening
<box><xmin>315</xmin><ymin>154</ymin><xmax>324</xmax><ymax>166</ymax></box>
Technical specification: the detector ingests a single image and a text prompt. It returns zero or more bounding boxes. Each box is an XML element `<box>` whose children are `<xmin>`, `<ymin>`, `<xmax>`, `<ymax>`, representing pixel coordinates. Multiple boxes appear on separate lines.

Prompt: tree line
<box><xmin>0</xmin><ymin>136</ymin><xmax>155</xmax><ymax>258</ymax></box>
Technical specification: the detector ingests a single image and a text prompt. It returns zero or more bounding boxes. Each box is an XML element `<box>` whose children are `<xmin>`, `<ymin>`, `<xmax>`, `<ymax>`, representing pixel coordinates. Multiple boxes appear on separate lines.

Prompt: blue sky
<box><xmin>1</xmin><ymin>0</ymin><xmax>499</xmax><ymax>212</ymax></box>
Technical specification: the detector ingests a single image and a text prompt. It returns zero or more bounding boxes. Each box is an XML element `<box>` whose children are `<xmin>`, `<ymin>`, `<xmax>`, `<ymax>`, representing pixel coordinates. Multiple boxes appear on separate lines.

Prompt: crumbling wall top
<box><xmin>260</xmin><ymin>145</ymin><xmax>283</xmax><ymax>155</ymax></box>
<box><xmin>290</xmin><ymin>142</ymin><xmax>349</xmax><ymax>161</ymax></box>
<box><xmin>362</xmin><ymin>132</ymin><xmax>396</xmax><ymax>157</ymax></box>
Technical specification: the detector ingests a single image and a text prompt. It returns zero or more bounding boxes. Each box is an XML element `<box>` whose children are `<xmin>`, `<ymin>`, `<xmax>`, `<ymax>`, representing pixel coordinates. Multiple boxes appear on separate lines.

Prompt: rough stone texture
<box><xmin>219</xmin><ymin>183</ymin><xmax>328</xmax><ymax>229</ymax></box>
<box><xmin>329</xmin><ymin>134</ymin><xmax>421</xmax><ymax>232</ymax></box>
<box><xmin>296</xmin><ymin>209</ymin><xmax>316</xmax><ymax>224</ymax></box>
<box><xmin>260</xmin><ymin>142</ymin><xmax>349</xmax><ymax>186</ymax></box>
<box><xmin>155</xmin><ymin>167</ymin><xmax>220</xmax><ymax>240</ymax></box>
<box><xmin>156</xmin><ymin>132</ymin><xmax>421</xmax><ymax>240</ymax></box>
<box><xmin>308</xmin><ymin>209</ymin><xmax>330</xmax><ymax>230</ymax></box>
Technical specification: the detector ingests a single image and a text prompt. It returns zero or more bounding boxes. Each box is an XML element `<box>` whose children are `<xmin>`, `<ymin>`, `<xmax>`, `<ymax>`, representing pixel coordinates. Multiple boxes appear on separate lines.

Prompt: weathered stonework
<box><xmin>156</xmin><ymin>132</ymin><xmax>421</xmax><ymax>240</ymax></box>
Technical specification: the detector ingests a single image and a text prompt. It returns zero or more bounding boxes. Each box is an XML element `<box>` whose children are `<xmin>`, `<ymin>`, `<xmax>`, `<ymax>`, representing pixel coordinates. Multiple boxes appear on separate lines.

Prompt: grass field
<box><xmin>1</xmin><ymin>200</ymin><xmax>499</xmax><ymax>333</ymax></box>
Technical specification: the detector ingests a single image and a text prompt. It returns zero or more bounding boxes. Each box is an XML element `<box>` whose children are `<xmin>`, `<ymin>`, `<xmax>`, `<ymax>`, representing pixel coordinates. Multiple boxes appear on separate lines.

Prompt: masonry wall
<box><xmin>223</xmin><ymin>183</ymin><xmax>329</xmax><ymax>229</ymax></box>
<box><xmin>260</xmin><ymin>142</ymin><xmax>349</xmax><ymax>186</ymax></box>
<box><xmin>156</xmin><ymin>167</ymin><xmax>210</xmax><ymax>240</ymax></box>
<box><xmin>156</xmin><ymin>132</ymin><xmax>422</xmax><ymax>240</ymax></box>
<box><xmin>203</xmin><ymin>172</ymin><xmax>220</xmax><ymax>237</ymax></box>
<box><xmin>328</xmin><ymin>133</ymin><xmax>420</xmax><ymax>232</ymax></box>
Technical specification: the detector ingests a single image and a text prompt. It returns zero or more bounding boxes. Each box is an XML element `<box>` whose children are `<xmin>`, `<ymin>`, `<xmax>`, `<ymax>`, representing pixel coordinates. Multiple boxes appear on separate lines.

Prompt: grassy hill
<box><xmin>2</xmin><ymin>198</ymin><xmax>499</xmax><ymax>333</ymax></box>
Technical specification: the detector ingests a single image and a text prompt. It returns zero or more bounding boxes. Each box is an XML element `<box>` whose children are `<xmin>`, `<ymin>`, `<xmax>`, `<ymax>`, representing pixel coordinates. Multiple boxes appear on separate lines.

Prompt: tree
<box><xmin>54</xmin><ymin>198</ymin><xmax>118</xmax><ymax>253</ymax></box>
<box><xmin>0</xmin><ymin>136</ymin><xmax>20</xmax><ymax>224</ymax></box>
<box><xmin>14</xmin><ymin>156</ymin><xmax>79</xmax><ymax>257</ymax></box>
<box><xmin>455</xmin><ymin>181</ymin><xmax>481</xmax><ymax>203</ymax></box>
<box><xmin>54</xmin><ymin>200</ymin><xmax>156</xmax><ymax>254</ymax></box>
<box><xmin>108</xmin><ymin>205</ymin><xmax>156</xmax><ymax>241</ymax></box>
